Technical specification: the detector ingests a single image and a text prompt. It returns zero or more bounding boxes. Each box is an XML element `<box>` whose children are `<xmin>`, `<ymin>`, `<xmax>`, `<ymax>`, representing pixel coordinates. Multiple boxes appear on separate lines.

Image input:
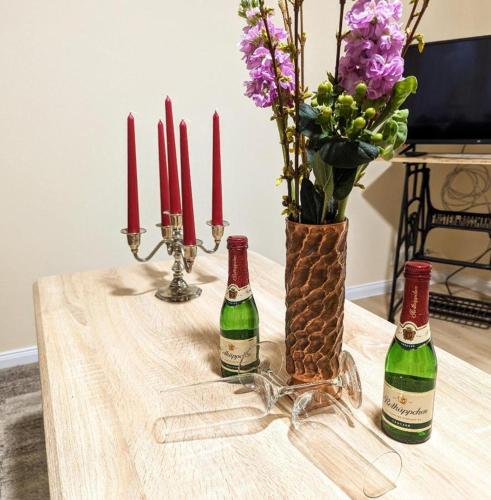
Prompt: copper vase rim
<box><xmin>285</xmin><ymin>218</ymin><xmax>348</xmax><ymax>229</ymax></box>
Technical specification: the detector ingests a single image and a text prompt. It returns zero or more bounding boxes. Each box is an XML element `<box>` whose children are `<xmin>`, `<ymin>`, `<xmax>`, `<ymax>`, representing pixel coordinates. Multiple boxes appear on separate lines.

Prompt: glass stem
<box><xmin>276</xmin><ymin>378</ymin><xmax>341</xmax><ymax>399</ymax></box>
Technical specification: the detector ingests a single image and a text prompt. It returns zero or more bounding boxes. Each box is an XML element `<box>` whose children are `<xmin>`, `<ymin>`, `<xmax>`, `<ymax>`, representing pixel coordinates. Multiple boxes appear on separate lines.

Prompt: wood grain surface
<box><xmin>33</xmin><ymin>252</ymin><xmax>491</xmax><ymax>499</ymax></box>
<box><xmin>392</xmin><ymin>154</ymin><xmax>491</xmax><ymax>165</ymax></box>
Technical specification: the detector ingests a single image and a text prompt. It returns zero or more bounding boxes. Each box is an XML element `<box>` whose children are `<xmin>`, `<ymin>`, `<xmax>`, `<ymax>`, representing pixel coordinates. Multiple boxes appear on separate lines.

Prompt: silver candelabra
<box><xmin>122</xmin><ymin>214</ymin><xmax>229</xmax><ymax>302</ymax></box>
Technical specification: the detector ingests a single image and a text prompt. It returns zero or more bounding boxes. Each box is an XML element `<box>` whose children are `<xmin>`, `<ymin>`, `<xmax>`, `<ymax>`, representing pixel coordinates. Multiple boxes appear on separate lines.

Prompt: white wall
<box><xmin>1</xmin><ymin>0</ymin><xmax>490</xmax><ymax>354</ymax></box>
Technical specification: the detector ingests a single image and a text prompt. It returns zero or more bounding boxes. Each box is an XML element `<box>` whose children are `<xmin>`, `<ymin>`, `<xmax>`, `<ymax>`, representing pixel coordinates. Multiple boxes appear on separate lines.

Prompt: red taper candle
<box><xmin>157</xmin><ymin>121</ymin><xmax>171</xmax><ymax>226</ymax></box>
<box><xmin>127</xmin><ymin>113</ymin><xmax>140</xmax><ymax>233</ymax></box>
<box><xmin>165</xmin><ymin>97</ymin><xmax>182</xmax><ymax>214</ymax></box>
<box><xmin>212</xmin><ymin>111</ymin><xmax>223</xmax><ymax>225</ymax></box>
<box><xmin>179</xmin><ymin>120</ymin><xmax>196</xmax><ymax>246</ymax></box>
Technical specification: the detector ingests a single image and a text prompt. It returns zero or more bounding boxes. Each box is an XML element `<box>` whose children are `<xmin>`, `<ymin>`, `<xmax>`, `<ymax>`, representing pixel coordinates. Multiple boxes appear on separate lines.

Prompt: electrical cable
<box><xmin>440</xmin><ymin>165</ymin><xmax>491</xmax><ymax>212</ymax></box>
<box><xmin>440</xmin><ymin>162</ymin><xmax>491</xmax><ymax>296</ymax></box>
<box><xmin>444</xmin><ymin>246</ymin><xmax>491</xmax><ymax>296</ymax></box>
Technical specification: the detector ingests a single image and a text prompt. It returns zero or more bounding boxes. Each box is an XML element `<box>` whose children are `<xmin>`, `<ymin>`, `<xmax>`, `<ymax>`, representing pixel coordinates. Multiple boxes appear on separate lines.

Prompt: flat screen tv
<box><xmin>404</xmin><ymin>35</ymin><xmax>491</xmax><ymax>144</ymax></box>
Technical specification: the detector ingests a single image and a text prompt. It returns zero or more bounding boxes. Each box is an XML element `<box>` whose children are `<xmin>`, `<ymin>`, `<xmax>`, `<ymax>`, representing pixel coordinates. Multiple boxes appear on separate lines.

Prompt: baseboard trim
<box><xmin>0</xmin><ymin>345</ymin><xmax>38</xmax><ymax>370</ymax></box>
<box><xmin>346</xmin><ymin>280</ymin><xmax>391</xmax><ymax>301</ymax></box>
<box><xmin>345</xmin><ymin>271</ymin><xmax>490</xmax><ymax>302</ymax></box>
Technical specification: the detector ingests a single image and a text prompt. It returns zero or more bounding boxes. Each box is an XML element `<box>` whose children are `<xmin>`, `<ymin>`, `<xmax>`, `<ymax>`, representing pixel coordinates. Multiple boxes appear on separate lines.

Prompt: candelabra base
<box><xmin>155</xmin><ymin>283</ymin><xmax>202</xmax><ymax>303</ymax></box>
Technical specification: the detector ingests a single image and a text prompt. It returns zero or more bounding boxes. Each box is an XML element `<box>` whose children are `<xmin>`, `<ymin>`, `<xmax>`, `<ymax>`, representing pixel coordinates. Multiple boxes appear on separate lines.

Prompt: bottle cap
<box><xmin>227</xmin><ymin>235</ymin><xmax>248</xmax><ymax>250</ymax></box>
<box><xmin>404</xmin><ymin>260</ymin><xmax>431</xmax><ymax>279</ymax></box>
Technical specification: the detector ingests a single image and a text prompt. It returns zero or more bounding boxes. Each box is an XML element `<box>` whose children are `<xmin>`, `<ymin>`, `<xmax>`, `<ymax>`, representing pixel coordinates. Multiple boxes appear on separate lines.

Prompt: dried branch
<box><xmin>334</xmin><ymin>0</ymin><xmax>347</xmax><ymax>83</ymax></box>
<box><xmin>299</xmin><ymin>1</ymin><xmax>307</xmax><ymax>168</ymax></box>
<box><xmin>293</xmin><ymin>0</ymin><xmax>301</xmax><ymax>205</ymax></box>
<box><xmin>259</xmin><ymin>1</ymin><xmax>293</xmax><ymax>206</ymax></box>
<box><xmin>300</xmin><ymin>1</ymin><xmax>305</xmax><ymax>92</ymax></box>
<box><xmin>402</xmin><ymin>0</ymin><xmax>430</xmax><ymax>57</ymax></box>
<box><xmin>278</xmin><ymin>0</ymin><xmax>293</xmax><ymax>45</ymax></box>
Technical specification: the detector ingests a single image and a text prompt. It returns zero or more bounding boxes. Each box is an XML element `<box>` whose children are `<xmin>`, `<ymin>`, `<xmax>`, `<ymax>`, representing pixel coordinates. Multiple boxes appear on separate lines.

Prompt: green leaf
<box><xmin>394</xmin><ymin>120</ymin><xmax>408</xmax><ymax>149</ymax></box>
<box><xmin>319</xmin><ymin>140</ymin><xmax>379</xmax><ymax>169</ymax></box>
<box><xmin>381</xmin><ymin>145</ymin><xmax>395</xmax><ymax>161</ymax></box>
<box><xmin>333</xmin><ymin>167</ymin><xmax>358</xmax><ymax>200</ymax></box>
<box><xmin>373</xmin><ymin>77</ymin><xmax>418</xmax><ymax>128</ymax></box>
<box><xmin>300</xmin><ymin>177</ymin><xmax>324</xmax><ymax>224</ymax></box>
<box><xmin>391</xmin><ymin>109</ymin><xmax>409</xmax><ymax>149</ymax></box>
<box><xmin>383</xmin><ymin>120</ymin><xmax>398</xmax><ymax>143</ymax></box>
<box><xmin>298</xmin><ymin>103</ymin><xmax>321</xmax><ymax>138</ymax></box>
<box><xmin>416</xmin><ymin>33</ymin><xmax>425</xmax><ymax>53</ymax></box>
<box><xmin>310</xmin><ymin>151</ymin><xmax>333</xmax><ymax>199</ymax></box>
<box><xmin>309</xmin><ymin>151</ymin><xmax>334</xmax><ymax>223</ymax></box>
<box><xmin>392</xmin><ymin>109</ymin><xmax>409</xmax><ymax>122</ymax></box>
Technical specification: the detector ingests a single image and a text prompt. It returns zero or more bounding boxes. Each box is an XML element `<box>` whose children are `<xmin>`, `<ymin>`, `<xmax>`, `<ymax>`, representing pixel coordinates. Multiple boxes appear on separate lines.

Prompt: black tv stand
<box><xmin>404</xmin><ymin>151</ymin><xmax>428</xmax><ymax>157</ymax></box>
<box><xmin>388</xmin><ymin>154</ymin><xmax>491</xmax><ymax>329</ymax></box>
<box><xmin>400</xmin><ymin>144</ymin><xmax>427</xmax><ymax>157</ymax></box>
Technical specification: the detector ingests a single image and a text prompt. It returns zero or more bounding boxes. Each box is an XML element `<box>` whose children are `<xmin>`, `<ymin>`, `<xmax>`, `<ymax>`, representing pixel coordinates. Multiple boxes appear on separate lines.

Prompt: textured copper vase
<box><xmin>285</xmin><ymin>219</ymin><xmax>348</xmax><ymax>386</ymax></box>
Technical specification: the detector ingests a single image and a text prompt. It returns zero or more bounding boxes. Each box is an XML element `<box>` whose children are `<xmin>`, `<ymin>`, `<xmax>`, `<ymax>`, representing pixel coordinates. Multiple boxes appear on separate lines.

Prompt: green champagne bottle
<box><xmin>220</xmin><ymin>235</ymin><xmax>259</xmax><ymax>377</ymax></box>
<box><xmin>382</xmin><ymin>261</ymin><xmax>437</xmax><ymax>444</ymax></box>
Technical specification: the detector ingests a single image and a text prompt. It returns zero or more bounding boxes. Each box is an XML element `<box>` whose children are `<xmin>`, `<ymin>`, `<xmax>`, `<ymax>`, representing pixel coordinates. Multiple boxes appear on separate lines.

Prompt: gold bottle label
<box><xmin>382</xmin><ymin>381</ymin><xmax>435</xmax><ymax>432</ymax></box>
<box><xmin>220</xmin><ymin>336</ymin><xmax>257</xmax><ymax>373</ymax></box>
<box><xmin>225</xmin><ymin>283</ymin><xmax>252</xmax><ymax>304</ymax></box>
<box><xmin>395</xmin><ymin>321</ymin><xmax>431</xmax><ymax>349</ymax></box>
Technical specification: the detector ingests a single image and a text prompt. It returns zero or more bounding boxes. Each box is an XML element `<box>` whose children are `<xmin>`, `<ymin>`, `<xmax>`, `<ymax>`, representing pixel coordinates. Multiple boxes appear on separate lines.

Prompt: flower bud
<box><xmin>353</xmin><ymin>117</ymin><xmax>366</xmax><ymax>129</ymax></box>
<box><xmin>311</xmin><ymin>97</ymin><xmax>318</xmax><ymax>107</ymax></box>
<box><xmin>320</xmin><ymin>106</ymin><xmax>333</xmax><ymax>119</ymax></box>
<box><xmin>338</xmin><ymin>94</ymin><xmax>354</xmax><ymax>106</ymax></box>
<box><xmin>364</xmin><ymin>107</ymin><xmax>376</xmax><ymax>119</ymax></box>
<box><xmin>318</xmin><ymin>81</ymin><xmax>333</xmax><ymax>95</ymax></box>
<box><xmin>355</xmin><ymin>82</ymin><xmax>367</xmax><ymax>95</ymax></box>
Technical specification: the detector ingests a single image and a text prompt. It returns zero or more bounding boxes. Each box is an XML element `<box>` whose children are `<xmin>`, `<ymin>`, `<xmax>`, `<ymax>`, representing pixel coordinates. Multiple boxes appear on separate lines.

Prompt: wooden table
<box><xmin>34</xmin><ymin>252</ymin><xmax>491</xmax><ymax>499</ymax></box>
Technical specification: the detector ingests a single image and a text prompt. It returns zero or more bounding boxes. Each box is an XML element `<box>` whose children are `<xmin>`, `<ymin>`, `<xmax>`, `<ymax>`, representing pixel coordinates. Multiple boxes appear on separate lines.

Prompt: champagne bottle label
<box><xmin>220</xmin><ymin>335</ymin><xmax>258</xmax><ymax>373</ymax></box>
<box><xmin>395</xmin><ymin>321</ymin><xmax>431</xmax><ymax>349</ymax></box>
<box><xmin>382</xmin><ymin>381</ymin><xmax>435</xmax><ymax>432</ymax></box>
<box><xmin>225</xmin><ymin>283</ymin><xmax>252</xmax><ymax>304</ymax></box>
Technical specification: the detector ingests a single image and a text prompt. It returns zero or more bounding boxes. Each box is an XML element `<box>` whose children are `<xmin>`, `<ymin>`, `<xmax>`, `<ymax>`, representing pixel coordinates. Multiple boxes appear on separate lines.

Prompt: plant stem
<box><xmin>275</xmin><ymin>112</ymin><xmax>293</xmax><ymax>203</ymax></box>
<box><xmin>321</xmin><ymin>193</ymin><xmax>330</xmax><ymax>223</ymax></box>
<box><xmin>259</xmin><ymin>1</ymin><xmax>293</xmax><ymax>207</ymax></box>
<box><xmin>300</xmin><ymin>2</ymin><xmax>305</xmax><ymax>92</ymax></box>
<box><xmin>293</xmin><ymin>0</ymin><xmax>301</xmax><ymax>207</ymax></box>
<box><xmin>334</xmin><ymin>0</ymin><xmax>347</xmax><ymax>83</ymax></box>
<box><xmin>407</xmin><ymin>0</ymin><xmax>419</xmax><ymax>25</ymax></box>
<box><xmin>299</xmin><ymin>2</ymin><xmax>308</xmax><ymax>169</ymax></box>
<box><xmin>402</xmin><ymin>0</ymin><xmax>430</xmax><ymax>57</ymax></box>
<box><xmin>279</xmin><ymin>0</ymin><xmax>293</xmax><ymax>45</ymax></box>
<box><xmin>335</xmin><ymin>196</ymin><xmax>349</xmax><ymax>222</ymax></box>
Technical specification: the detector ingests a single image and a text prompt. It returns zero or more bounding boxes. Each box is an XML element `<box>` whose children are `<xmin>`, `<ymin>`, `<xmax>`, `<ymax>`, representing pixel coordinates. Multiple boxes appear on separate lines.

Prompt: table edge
<box><xmin>33</xmin><ymin>281</ymin><xmax>63</xmax><ymax>500</ymax></box>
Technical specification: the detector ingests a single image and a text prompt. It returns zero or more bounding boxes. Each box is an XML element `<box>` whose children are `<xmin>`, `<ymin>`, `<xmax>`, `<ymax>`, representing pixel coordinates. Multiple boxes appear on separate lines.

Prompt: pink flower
<box><xmin>339</xmin><ymin>0</ymin><xmax>406</xmax><ymax>99</ymax></box>
<box><xmin>239</xmin><ymin>9</ymin><xmax>295</xmax><ymax>108</ymax></box>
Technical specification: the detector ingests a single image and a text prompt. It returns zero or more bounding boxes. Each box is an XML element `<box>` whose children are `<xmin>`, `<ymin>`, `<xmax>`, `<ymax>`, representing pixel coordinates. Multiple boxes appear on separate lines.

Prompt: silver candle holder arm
<box><xmin>121</xmin><ymin>214</ymin><xmax>229</xmax><ymax>303</ymax></box>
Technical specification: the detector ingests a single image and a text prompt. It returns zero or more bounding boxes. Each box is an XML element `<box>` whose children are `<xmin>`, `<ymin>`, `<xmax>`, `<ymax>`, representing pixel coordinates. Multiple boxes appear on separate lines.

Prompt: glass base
<box><xmin>155</xmin><ymin>284</ymin><xmax>202</xmax><ymax>303</ymax></box>
<box><xmin>340</xmin><ymin>351</ymin><xmax>363</xmax><ymax>409</ymax></box>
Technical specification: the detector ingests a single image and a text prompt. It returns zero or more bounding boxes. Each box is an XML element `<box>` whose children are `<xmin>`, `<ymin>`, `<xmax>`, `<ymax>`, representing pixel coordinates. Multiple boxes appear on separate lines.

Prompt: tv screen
<box><xmin>404</xmin><ymin>35</ymin><xmax>491</xmax><ymax>144</ymax></box>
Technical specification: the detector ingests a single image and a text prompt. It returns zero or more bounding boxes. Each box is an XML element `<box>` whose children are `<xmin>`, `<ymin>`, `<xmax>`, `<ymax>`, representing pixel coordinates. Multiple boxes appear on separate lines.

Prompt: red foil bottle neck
<box><xmin>227</xmin><ymin>236</ymin><xmax>250</xmax><ymax>288</ymax></box>
<box><xmin>400</xmin><ymin>261</ymin><xmax>431</xmax><ymax>327</ymax></box>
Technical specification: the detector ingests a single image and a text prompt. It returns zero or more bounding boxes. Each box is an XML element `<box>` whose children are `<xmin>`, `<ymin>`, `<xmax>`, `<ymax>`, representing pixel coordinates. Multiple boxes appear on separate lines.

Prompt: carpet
<box><xmin>0</xmin><ymin>363</ymin><xmax>49</xmax><ymax>499</ymax></box>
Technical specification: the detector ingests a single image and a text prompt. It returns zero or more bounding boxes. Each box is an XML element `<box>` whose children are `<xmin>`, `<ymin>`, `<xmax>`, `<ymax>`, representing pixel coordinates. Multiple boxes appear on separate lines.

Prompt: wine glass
<box><xmin>291</xmin><ymin>390</ymin><xmax>402</xmax><ymax>498</ymax></box>
<box><xmin>154</xmin><ymin>340</ymin><xmax>361</xmax><ymax>444</ymax></box>
<box><xmin>238</xmin><ymin>340</ymin><xmax>362</xmax><ymax>409</ymax></box>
